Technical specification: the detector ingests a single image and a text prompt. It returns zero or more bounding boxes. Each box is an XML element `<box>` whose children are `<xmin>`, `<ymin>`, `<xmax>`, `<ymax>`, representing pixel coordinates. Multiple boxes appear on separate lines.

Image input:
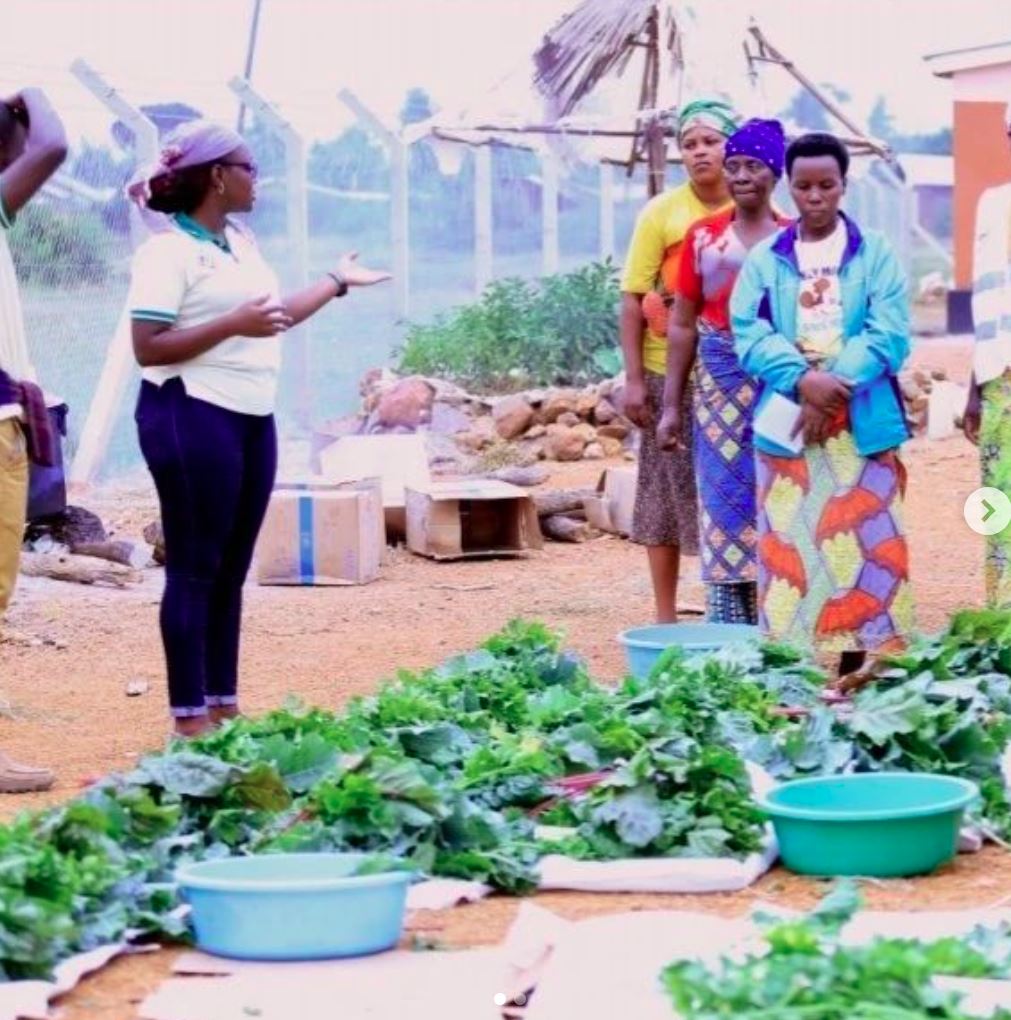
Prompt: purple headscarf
<box><xmin>127</xmin><ymin>120</ymin><xmax>245</xmax><ymax>232</ymax></box>
<box><xmin>724</xmin><ymin>118</ymin><xmax>786</xmax><ymax>178</ymax></box>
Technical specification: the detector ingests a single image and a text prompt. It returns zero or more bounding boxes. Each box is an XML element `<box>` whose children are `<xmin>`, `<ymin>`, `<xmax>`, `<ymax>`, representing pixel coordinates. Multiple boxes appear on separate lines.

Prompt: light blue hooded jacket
<box><xmin>729</xmin><ymin>212</ymin><xmax>910</xmax><ymax>458</ymax></box>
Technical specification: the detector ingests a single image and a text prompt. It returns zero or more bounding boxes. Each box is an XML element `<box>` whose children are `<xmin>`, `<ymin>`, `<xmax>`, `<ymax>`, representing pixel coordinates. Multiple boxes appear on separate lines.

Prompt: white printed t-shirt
<box><xmin>795</xmin><ymin>218</ymin><xmax>847</xmax><ymax>368</ymax></box>
<box><xmin>128</xmin><ymin>215</ymin><xmax>282</xmax><ymax>416</ymax></box>
<box><xmin>0</xmin><ymin>182</ymin><xmax>35</xmax><ymax>422</ymax></box>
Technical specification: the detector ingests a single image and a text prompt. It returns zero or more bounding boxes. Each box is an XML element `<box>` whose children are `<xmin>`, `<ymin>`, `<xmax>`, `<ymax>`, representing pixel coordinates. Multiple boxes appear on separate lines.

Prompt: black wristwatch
<box><xmin>326</xmin><ymin>271</ymin><xmax>348</xmax><ymax>298</ymax></box>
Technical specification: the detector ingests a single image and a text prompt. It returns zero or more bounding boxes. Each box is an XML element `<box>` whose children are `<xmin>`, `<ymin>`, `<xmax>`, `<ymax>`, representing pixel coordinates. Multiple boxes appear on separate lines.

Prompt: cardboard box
<box><xmin>319</xmin><ymin>434</ymin><xmax>431</xmax><ymax>509</ymax></box>
<box><xmin>583</xmin><ymin>465</ymin><xmax>637</xmax><ymax>536</ymax></box>
<box><xmin>405</xmin><ymin>480</ymin><xmax>543</xmax><ymax>561</ymax></box>
<box><xmin>275</xmin><ymin>475</ymin><xmax>386</xmax><ymax>562</ymax></box>
<box><xmin>256</xmin><ymin>478</ymin><xmax>383</xmax><ymax>585</ymax></box>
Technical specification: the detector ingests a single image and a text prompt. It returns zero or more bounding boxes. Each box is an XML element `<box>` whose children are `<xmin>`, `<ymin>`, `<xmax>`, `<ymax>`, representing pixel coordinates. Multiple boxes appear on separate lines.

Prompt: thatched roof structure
<box><xmin>406</xmin><ymin>6</ymin><xmax>890</xmax><ymax>193</ymax></box>
<box><xmin>533</xmin><ymin>0</ymin><xmax>682</xmax><ymax>193</ymax></box>
<box><xmin>533</xmin><ymin>0</ymin><xmax>681</xmax><ymax>119</ymax></box>
<box><xmin>529</xmin><ymin>4</ymin><xmax>891</xmax><ymax>192</ymax></box>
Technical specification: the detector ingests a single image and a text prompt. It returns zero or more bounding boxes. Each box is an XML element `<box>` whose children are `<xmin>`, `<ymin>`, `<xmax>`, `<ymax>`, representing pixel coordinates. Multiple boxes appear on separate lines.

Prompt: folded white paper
<box><xmin>754</xmin><ymin>392</ymin><xmax>804</xmax><ymax>454</ymax></box>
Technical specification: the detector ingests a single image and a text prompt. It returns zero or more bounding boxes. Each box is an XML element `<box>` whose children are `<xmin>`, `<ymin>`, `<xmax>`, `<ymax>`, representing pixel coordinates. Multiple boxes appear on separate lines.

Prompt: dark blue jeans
<box><xmin>136</xmin><ymin>378</ymin><xmax>276</xmax><ymax>717</ymax></box>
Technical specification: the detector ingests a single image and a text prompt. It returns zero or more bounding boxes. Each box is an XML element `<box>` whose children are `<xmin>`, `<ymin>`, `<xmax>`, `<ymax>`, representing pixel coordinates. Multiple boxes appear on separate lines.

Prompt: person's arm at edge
<box><xmin>0</xmin><ymin>89</ymin><xmax>68</xmax><ymax>219</ymax></box>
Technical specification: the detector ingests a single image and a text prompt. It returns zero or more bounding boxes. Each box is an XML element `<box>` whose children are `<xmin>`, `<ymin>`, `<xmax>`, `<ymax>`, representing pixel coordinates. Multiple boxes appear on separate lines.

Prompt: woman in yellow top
<box><xmin>620</xmin><ymin>98</ymin><xmax>737</xmax><ymax>623</ymax></box>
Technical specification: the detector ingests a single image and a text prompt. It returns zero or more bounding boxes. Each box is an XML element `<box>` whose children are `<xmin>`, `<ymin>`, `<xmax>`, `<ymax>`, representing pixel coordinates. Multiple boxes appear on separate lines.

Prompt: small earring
<box><xmin>217</xmin><ymin>183</ymin><xmax>225</xmax><ymax>195</ymax></box>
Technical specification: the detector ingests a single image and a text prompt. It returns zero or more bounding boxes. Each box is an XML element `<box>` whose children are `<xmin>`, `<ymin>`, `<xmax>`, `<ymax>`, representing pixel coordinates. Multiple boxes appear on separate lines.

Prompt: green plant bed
<box><xmin>395</xmin><ymin>260</ymin><xmax>622</xmax><ymax>391</ymax></box>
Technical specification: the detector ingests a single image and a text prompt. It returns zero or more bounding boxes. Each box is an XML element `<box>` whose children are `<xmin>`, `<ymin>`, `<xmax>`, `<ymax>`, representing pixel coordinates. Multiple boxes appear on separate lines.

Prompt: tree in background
<box><xmin>111</xmin><ymin>102</ymin><xmax>203</xmax><ymax>152</ymax></box>
<box><xmin>868</xmin><ymin>95</ymin><xmax>951</xmax><ymax>155</ymax></box>
<box><xmin>869</xmin><ymin>97</ymin><xmax>896</xmax><ymax>142</ymax></box>
<box><xmin>780</xmin><ymin>85</ymin><xmax>851</xmax><ymax>133</ymax></box>
<box><xmin>400</xmin><ymin>87</ymin><xmax>434</xmax><ymax>127</ymax></box>
<box><xmin>240</xmin><ymin>113</ymin><xmax>286</xmax><ymax>177</ymax></box>
<box><xmin>779</xmin><ymin>89</ymin><xmax>951</xmax><ymax>155</ymax></box>
<box><xmin>309</xmin><ymin>127</ymin><xmax>389</xmax><ymax>192</ymax></box>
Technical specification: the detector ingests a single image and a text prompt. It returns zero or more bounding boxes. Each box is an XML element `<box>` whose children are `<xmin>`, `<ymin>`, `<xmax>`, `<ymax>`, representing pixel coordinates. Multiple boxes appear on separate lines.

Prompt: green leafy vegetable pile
<box><xmin>4</xmin><ymin>610</ymin><xmax>1011</xmax><ymax>983</ymax></box>
<box><xmin>734</xmin><ymin>609</ymin><xmax>1011</xmax><ymax>836</ymax></box>
<box><xmin>663</xmin><ymin>883</ymin><xmax>1011</xmax><ymax>1019</ymax></box>
<box><xmin>0</xmin><ymin>622</ymin><xmax>776</xmax><ymax>980</ymax></box>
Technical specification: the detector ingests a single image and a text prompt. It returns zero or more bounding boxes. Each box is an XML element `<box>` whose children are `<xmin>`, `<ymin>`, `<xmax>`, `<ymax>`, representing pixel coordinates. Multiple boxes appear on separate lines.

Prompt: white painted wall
<box><xmin>951</xmin><ymin>62</ymin><xmax>1011</xmax><ymax>103</ymax></box>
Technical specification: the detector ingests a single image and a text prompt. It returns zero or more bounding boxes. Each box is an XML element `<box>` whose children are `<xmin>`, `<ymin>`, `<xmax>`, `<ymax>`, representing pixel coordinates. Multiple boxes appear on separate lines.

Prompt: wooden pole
<box><xmin>628</xmin><ymin>11</ymin><xmax>653</xmax><ymax>182</ymax></box>
<box><xmin>644</xmin><ymin>5</ymin><xmax>666</xmax><ymax>197</ymax></box>
<box><xmin>19</xmin><ymin>550</ymin><xmax>142</xmax><ymax>587</ymax></box>
<box><xmin>437</xmin><ymin>124</ymin><xmax>677</xmax><ymax>140</ymax></box>
<box><xmin>474</xmin><ymin>144</ymin><xmax>492</xmax><ymax>296</ymax></box>
<box><xmin>599</xmin><ymin>161</ymin><xmax>615</xmax><ymax>261</ymax></box>
<box><xmin>541</xmin><ymin>514</ymin><xmax>596</xmax><ymax>543</ymax></box>
<box><xmin>746</xmin><ymin>22</ymin><xmax>892</xmax><ymax>164</ymax></box>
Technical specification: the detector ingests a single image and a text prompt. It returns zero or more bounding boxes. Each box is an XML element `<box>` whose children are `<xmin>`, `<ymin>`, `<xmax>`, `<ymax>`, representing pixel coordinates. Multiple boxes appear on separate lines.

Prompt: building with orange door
<box><xmin>925</xmin><ymin>41</ymin><xmax>1011</xmax><ymax>333</ymax></box>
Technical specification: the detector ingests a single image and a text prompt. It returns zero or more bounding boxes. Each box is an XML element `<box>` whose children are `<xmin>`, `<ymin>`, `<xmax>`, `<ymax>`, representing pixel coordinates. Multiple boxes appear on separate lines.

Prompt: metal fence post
<box><xmin>67</xmin><ymin>59</ymin><xmax>157</xmax><ymax>489</ymax></box>
<box><xmin>474</xmin><ymin>144</ymin><xmax>493</xmax><ymax>295</ymax></box>
<box><xmin>541</xmin><ymin>149</ymin><xmax>560</xmax><ymax>276</ymax></box>
<box><xmin>338</xmin><ymin>89</ymin><xmax>409</xmax><ymax>320</ymax></box>
<box><xmin>229</xmin><ymin>77</ymin><xmax>312</xmax><ymax>432</ymax></box>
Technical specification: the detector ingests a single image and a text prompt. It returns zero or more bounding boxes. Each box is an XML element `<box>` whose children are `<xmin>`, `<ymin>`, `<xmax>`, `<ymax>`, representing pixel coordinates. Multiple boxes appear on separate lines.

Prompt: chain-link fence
<box><xmin>6</xmin><ymin>68</ymin><xmax>139</xmax><ymax>480</ymax></box>
<box><xmin>2</xmin><ymin>64</ymin><xmax>942</xmax><ymax>484</ymax></box>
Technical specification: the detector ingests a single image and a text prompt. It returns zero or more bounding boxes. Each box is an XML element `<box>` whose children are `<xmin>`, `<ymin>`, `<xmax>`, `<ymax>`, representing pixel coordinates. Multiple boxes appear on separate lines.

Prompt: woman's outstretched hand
<box><xmin>335</xmin><ymin>252</ymin><xmax>392</xmax><ymax>288</ymax></box>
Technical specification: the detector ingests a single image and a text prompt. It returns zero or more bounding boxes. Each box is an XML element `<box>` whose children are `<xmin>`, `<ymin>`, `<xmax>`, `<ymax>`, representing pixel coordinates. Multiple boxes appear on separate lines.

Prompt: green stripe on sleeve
<box><xmin>130</xmin><ymin>309</ymin><xmax>178</xmax><ymax>324</ymax></box>
<box><xmin>0</xmin><ymin>185</ymin><xmax>12</xmax><ymax>230</ymax></box>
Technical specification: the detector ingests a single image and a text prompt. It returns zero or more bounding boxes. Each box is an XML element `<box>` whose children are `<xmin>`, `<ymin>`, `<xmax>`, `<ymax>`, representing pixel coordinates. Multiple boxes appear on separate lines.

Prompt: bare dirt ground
<box><xmin>0</xmin><ymin>335</ymin><xmax>993</xmax><ymax>1019</ymax></box>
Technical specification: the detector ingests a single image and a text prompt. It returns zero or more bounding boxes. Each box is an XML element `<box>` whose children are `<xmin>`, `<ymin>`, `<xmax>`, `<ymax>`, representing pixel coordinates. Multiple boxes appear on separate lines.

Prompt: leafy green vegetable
<box><xmin>539</xmin><ymin>742</ymin><xmax>764</xmax><ymax>861</ymax></box>
<box><xmin>664</xmin><ymin>885</ymin><xmax>1011</xmax><ymax>1019</ymax></box>
<box><xmin>127</xmin><ymin>752</ymin><xmax>238</xmax><ymax>798</ymax></box>
<box><xmin>253</xmin><ymin>732</ymin><xmax>339</xmax><ymax>792</ymax></box>
<box><xmin>6</xmin><ymin>610</ymin><xmax>1011</xmax><ymax>984</ymax></box>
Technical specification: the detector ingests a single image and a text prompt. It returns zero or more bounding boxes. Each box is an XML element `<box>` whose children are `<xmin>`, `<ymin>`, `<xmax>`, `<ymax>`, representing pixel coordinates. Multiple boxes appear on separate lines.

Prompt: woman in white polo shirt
<box><xmin>128</xmin><ymin>121</ymin><xmax>389</xmax><ymax>737</ymax></box>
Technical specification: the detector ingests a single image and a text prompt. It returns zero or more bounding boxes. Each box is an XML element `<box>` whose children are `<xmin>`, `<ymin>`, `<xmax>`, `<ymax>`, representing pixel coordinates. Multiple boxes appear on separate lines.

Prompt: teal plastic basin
<box><xmin>176</xmin><ymin>853</ymin><xmax>411</xmax><ymax>960</ymax></box>
<box><xmin>617</xmin><ymin>623</ymin><xmax>759</xmax><ymax>678</ymax></box>
<box><xmin>759</xmin><ymin>773</ymin><xmax>979</xmax><ymax>877</ymax></box>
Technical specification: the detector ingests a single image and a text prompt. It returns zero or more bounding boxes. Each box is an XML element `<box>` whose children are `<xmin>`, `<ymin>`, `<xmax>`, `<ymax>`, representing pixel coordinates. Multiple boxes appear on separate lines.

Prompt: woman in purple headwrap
<box><xmin>657</xmin><ymin>118</ymin><xmax>790</xmax><ymax>624</ymax></box>
<box><xmin>127</xmin><ymin>121</ymin><xmax>390</xmax><ymax>737</ymax></box>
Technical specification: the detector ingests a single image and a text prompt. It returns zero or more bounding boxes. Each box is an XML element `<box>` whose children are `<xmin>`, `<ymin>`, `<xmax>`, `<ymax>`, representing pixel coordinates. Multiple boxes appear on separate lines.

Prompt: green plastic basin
<box><xmin>758</xmin><ymin>773</ymin><xmax>979</xmax><ymax>878</ymax></box>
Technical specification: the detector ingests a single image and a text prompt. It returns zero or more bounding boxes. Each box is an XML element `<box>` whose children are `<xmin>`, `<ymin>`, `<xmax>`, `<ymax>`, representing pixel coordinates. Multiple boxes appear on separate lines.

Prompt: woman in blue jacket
<box><xmin>729</xmin><ymin>132</ymin><xmax>915</xmax><ymax>671</ymax></box>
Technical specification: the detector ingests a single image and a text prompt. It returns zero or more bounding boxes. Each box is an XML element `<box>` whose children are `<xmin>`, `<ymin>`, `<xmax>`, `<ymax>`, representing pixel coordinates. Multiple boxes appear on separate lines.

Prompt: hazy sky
<box><xmin>1</xmin><ymin>0</ymin><xmax>1008</xmax><ymax>147</ymax></box>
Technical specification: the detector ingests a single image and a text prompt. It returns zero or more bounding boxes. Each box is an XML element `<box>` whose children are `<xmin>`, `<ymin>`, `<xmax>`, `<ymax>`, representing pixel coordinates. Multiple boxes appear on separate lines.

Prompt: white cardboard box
<box><xmin>583</xmin><ymin>465</ymin><xmax>637</xmax><ymax>536</ymax></box>
<box><xmin>319</xmin><ymin>434</ymin><xmax>430</xmax><ymax>509</ymax></box>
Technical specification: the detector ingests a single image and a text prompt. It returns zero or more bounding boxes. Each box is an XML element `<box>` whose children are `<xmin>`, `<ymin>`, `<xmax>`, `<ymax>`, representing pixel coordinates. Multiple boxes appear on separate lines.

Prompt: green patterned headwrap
<box><xmin>676</xmin><ymin>97</ymin><xmax>739</xmax><ymax>140</ymax></box>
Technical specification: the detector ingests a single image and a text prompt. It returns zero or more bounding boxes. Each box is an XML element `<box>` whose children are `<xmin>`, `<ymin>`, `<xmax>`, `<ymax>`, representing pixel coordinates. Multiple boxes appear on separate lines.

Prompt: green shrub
<box><xmin>8</xmin><ymin>203</ymin><xmax>114</xmax><ymax>286</ymax></box>
<box><xmin>396</xmin><ymin>260</ymin><xmax>621</xmax><ymax>391</ymax></box>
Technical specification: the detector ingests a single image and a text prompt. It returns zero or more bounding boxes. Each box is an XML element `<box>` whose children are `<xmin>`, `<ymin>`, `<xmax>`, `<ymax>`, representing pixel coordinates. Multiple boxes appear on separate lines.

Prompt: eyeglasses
<box><xmin>219</xmin><ymin>161</ymin><xmax>258</xmax><ymax>179</ymax></box>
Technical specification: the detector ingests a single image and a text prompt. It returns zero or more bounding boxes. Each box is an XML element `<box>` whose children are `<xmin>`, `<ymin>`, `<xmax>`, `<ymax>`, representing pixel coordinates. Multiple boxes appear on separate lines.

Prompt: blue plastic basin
<box><xmin>617</xmin><ymin>623</ymin><xmax>760</xmax><ymax>678</ymax></box>
<box><xmin>176</xmin><ymin>853</ymin><xmax>411</xmax><ymax>960</ymax></box>
<box><xmin>759</xmin><ymin>773</ymin><xmax>979</xmax><ymax>877</ymax></box>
